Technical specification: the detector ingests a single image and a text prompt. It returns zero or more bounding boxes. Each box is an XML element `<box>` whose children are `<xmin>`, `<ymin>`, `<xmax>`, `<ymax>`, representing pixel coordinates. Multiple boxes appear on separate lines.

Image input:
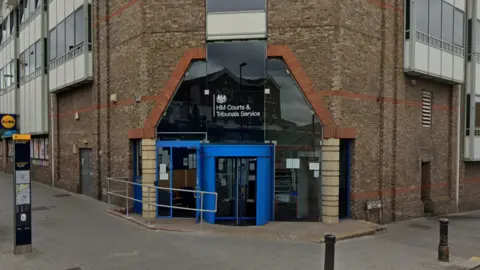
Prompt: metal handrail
<box><xmin>466</xmin><ymin>128</ymin><xmax>480</xmax><ymax>136</ymax></box>
<box><xmin>106</xmin><ymin>177</ymin><xmax>218</xmax><ymax>230</ymax></box>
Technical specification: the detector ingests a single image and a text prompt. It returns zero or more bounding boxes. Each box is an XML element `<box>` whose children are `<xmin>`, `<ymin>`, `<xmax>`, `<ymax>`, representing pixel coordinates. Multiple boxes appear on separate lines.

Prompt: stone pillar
<box><xmin>322</xmin><ymin>138</ymin><xmax>340</xmax><ymax>224</ymax></box>
<box><xmin>141</xmin><ymin>139</ymin><xmax>156</xmax><ymax>219</ymax></box>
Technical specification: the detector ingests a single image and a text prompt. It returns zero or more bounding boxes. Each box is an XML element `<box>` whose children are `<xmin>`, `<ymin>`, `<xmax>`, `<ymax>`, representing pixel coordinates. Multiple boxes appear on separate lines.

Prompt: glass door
<box><xmin>215</xmin><ymin>157</ymin><xmax>257</xmax><ymax>225</ymax></box>
<box><xmin>155</xmin><ymin>141</ymin><xmax>202</xmax><ymax>219</ymax></box>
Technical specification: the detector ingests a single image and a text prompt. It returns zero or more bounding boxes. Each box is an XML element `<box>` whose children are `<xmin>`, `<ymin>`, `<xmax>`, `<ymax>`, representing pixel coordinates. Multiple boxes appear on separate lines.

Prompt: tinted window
<box><xmin>75</xmin><ymin>7</ymin><xmax>84</xmax><ymax>46</ymax></box>
<box><xmin>19</xmin><ymin>0</ymin><xmax>25</xmax><ymax>24</ymax></box>
<box><xmin>442</xmin><ymin>2</ymin><xmax>453</xmax><ymax>44</ymax></box>
<box><xmin>429</xmin><ymin>0</ymin><xmax>441</xmax><ymax>39</ymax></box>
<box><xmin>416</xmin><ymin>0</ymin><xmax>429</xmax><ymax>34</ymax></box>
<box><xmin>57</xmin><ymin>21</ymin><xmax>65</xmax><ymax>57</ymax></box>
<box><xmin>49</xmin><ymin>29</ymin><xmax>56</xmax><ymax>61</ymax></box>
<box><xmin>24</xmin><ymin>0</ymin><xmax>30</xmax><ymax>20</ymax></box>
<box><xmin>65</xmin><ymin>14</ymin><xmax>75</xmax><ymax>51</ymax></box>
<box><xmin>157</xmin><ymin>41</ymin><xmax>267</xmax><ymax>143</ymax></box>
<box><xmin>454</xmin><ymin>9</ymin><xmax>464</xmax><ymax>47</ymax></box>
<box><xmin>477</xmin><ymin>21</ymin><xmax>480</xmax><ymax>53</ymax></box>
<box><xmin>207</xmin><ymin>0</ymin><xmax>265</xmax><ymax>12</ymax></box>
<box><xmin>156</xmin><ymin>61</ymin><xmax>208</xmax><ymax>141</ymax></box>
<box><xmin>266</xmin><ymin>58</ymin><xmax>322</xmax><ymax>221</ymax></box>
<box><xmin>207</xmin><ymin>41</ymin><xmax>266</xmax><ymax>143</ymax></box>
<box><xmin>24</xmin><ymin>49</ymin><xmax>29</xmax><ymax>76</ymax></box>
<box><xmin>10</xmin><ymin>61</ymin><xmax>14</xmax><ymax>83</ymax></box>
<box><xmin>35</xmin><ymin>41</ymin><xmax>41</xmax><ymax>69</ymax></box>
<box><xmin>19</xmin><ymin>53</ymin><xmax>24</xmax><ymax>78</ymax></box>
<box><xmin>29</xmin><ymin>45</ymin><xmax>35</xmax><ymax>74</ymax></box>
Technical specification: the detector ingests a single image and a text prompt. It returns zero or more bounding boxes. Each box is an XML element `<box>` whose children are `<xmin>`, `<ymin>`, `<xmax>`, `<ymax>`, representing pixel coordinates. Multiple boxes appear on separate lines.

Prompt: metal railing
<box><xmin>106</xmin><ymin>177</ymin><xmax>218</xmax><ymax>230</ymax></box>
<box><xmin>466</xmin><ymin>128</ymin><xmax>480</xmax><ymax>137</ymax></box>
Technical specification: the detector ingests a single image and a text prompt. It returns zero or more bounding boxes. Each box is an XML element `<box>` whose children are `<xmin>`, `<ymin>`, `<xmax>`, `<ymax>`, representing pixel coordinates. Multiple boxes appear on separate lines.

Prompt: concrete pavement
<box><xmin>0</xmin><ymin>172</ymin><xmax>479</xmax><ymax>270</ymax></box>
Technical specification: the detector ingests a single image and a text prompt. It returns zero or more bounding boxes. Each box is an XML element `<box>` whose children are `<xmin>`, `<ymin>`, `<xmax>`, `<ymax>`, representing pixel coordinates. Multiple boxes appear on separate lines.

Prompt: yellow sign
<box><xmin>13</xmin><ymin>134</ymin><xmax>31</xmax><ymax>141</ymax></box>
<box><xmin>1</xmin><ymin>114</ymin><xmax>15</xmax><ymax>129</ymax></box>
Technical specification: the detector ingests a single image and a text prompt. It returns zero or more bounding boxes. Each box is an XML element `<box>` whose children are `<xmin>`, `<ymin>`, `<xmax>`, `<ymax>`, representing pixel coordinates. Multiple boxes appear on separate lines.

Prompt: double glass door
<box><xmin>215</xmin><ymin>157</ymin><xmax>257</xmax><ymax>225</ymax></box>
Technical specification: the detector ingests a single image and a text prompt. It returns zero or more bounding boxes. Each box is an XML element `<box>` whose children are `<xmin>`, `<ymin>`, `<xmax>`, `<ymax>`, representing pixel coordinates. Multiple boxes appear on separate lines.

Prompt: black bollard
<box><xmin>438</xmin><ymin>218</ymin><xmax>449</xmax><ymax>262</ymax></box>
<box><xmin>324</xmin><ymin>234</ymin><xmax>336</xmax><ymax>270</ymax></box>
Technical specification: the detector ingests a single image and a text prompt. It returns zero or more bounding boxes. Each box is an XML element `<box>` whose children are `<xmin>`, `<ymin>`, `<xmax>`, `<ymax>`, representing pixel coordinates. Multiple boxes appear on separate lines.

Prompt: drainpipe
<box><xmin>455</xmin><ymin>85</ymin><xmax>461</xmax><ymax>213</ymax></box>
<box><xmin>50</xmin><ymin>93</ymin><xmax>55</xmax><ymax>187</ymax></box>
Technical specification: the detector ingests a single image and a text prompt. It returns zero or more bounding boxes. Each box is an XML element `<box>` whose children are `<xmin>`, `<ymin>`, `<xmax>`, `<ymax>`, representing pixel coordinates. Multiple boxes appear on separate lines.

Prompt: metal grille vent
<box><xmin>422</xmin><ymin>91</ymin><xmax>432</xmax><ymax>128</ymax></box>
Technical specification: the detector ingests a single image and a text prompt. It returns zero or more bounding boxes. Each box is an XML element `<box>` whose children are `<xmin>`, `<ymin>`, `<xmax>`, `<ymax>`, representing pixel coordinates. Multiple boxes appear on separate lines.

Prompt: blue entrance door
<box><xmin>155</xmin><ymin>141</ymin><xmax>203</xmax><ymax>222</ymax></box>
<box><xmin>202</xmin><ymin>144</ymin><xmax>274</xmax><ymax>226</ymax></box>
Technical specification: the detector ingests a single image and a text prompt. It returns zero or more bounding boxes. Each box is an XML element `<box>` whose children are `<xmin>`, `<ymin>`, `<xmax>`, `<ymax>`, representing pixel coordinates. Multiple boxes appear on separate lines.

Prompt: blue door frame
<box><xmin>202</xmin><ymin>144</ymin><xmax>274</xmax><ymax>226</ymax></box>
<box><xmin>152</xmin><ymin>142</ymin><xmax>274</xmax><ymax>226</ymax></box>
<box><xmin>155</xmin><ymin>141</ymin><xmax>203</xmax><ymax>222</ymax></box>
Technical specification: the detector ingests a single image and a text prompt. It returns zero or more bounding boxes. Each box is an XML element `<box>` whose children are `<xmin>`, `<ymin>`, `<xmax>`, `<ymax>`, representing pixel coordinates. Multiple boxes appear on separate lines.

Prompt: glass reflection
<box><xmin>157</xmin><ymin>61</ymin><xmax>208</xmax><ymax>141</ymax></box>
<box><xmin>266</xmin><ymin>58</ymin><xmax>323</xmax><ymax>222</ymax></box>
<box><xmin>207</xmin><ymin>41</ymin><xmax>266</xmax><ymax>143</ymax></box>
<box><xmin>207</xmin><ymin>0</ymin><xmax>265</xmax><ymax>12</ymax></box>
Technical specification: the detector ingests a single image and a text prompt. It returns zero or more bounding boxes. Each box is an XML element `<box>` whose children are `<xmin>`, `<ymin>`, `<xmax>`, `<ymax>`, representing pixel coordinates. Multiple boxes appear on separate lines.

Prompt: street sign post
<box><xmin>13</xmin><ymin>134</ymin><xmax>32</xmax><ymax>255</ymax></box>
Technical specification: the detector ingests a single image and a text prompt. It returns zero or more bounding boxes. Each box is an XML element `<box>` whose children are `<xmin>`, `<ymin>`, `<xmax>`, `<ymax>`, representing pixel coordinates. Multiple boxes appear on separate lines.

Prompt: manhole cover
<box><xmin>54</xmin><ymin>194</ymin><xmax>71</xmax><ymax>198</ymax></box>
<box><xmin>32</xmin><ymin>206</ymin><xmax>49</xmax><ymax>212</ymax></box>
<box><xmin>407</xmin><ymin>223</ymin><xmax>433</xmax><ymax>230</ymax></box>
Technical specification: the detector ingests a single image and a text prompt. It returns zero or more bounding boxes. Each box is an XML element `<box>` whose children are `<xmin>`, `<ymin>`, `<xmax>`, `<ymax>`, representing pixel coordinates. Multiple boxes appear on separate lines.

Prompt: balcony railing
<box><xmin>416</xmin><ymin>31</ymin><xmax>465</xmax><ymax>57</ymax></box>
<box><xmin>466</xmin><ymin>128</ymin><xmax>480</xmax><ymax>136</ymax></box>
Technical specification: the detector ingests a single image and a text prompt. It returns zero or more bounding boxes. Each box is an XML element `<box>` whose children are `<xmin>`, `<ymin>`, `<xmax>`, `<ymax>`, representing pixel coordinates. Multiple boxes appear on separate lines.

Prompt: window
<box><xmin>66</xmin><ymin>14</ymin><xmax>75</xmax><ymax>51</ymax></box>
<box><xmin>0</xmin><ymin>68</ymin><xmax>3</xmax><ymax>89</ymax></box>
<box><xmin>19</xmin><ymin>0</ymin><xmax>25</xmax><ymax>24</ymax></box>
<box><xmin>1</xmin><ymin>22</ymin><xmax>6</xmax><ymax>43</ymax></box>
<box><xmin>405</xmin><ymin>0</ymin><xmax>411</xmax><ymax>39</ymax></box>
<box><xmin>422</xmin><ymin>91</ymin><xmax>432</xmax><ymax>128</ymax></box>
<box><xmin>9</xmin><ymin>13</ymin><xmax>14</xmax><ymax>35</ymax></box>
<box><xmin>35</xmin><ymin>0</ymin><xmax>40</xmax><ymax>8</ymax></box>
<box><xmin>57</xmin><ymin>21</ymin><xmax>65</xmax><ymax>57</ymax></box>
<box><xmin>88</xmin><ymin>5</ymin><xmax>92</xmax><ymax>45</ymax></box>
<box><xmin>442</xmin><ymin>2</ymin><xmax>453</xmax><ymax>44</ymax></box>
<box><xmin>10</xmin><ymin>61</ymin><xmax>15</xmax><ymax>85</ymax></box>
<box><xmin>35</xmin><ymin>41</ymin><xmax>41</xmax><ymax>70</ymax></box>
<box><xmin>49</xmin><ymin>29</ymin><xmax>56</xmax><ymax>61</ymax></box>
<box><xmin>416</xmin><ymin>0</ymin><xmax>429</xmax><ymax>34</ymax></box>
<box><xmin>477</xmin><ymin>20</ymin><xmax>480</xmax><ymax>55</ymax></box>
<box><xmin>428</xmin><ymin>0</ymin><xmax>442</xmax><ymax>40</ymax></box>
<box><xmin>454</xmin><ymin>9</ymin><xmax>464</xmax><ymax>47</ymax></box>
<box><xmin>19</xmin><ymin>53</ymin><xmax>25</xmax><ymax>78</ymax></box>
<box><xmin>24</xmin><ymin>49</ymin><xmax>30</xmax><ymax>76</ymax></box>
<box><xmin>24</xmin><ymin>0</ymin><xmax>30</xmax><ymax>22</ymax></box>
<box><xmin>29</xmin><ymin>45</ymin><xmax>35</xmax><ymax>74</ymax></box>
<box><xmin>75</xmin><ymin>7</ymin><xmax>84</xmax><ymax>46</ymax></box>
<box><xmin>207</xmin><ymin>0</ymin><xmax>265</xmax><ymax>12</ymax></box>
<box><xmin>31</xmin><ymin>137</ymin><xmax>49</xmax><ymax>167</ymax></box>
<box><xmin>29</xmin><ymin>0</ymin><xmax>35</xmax><ymax>15</ymax></box>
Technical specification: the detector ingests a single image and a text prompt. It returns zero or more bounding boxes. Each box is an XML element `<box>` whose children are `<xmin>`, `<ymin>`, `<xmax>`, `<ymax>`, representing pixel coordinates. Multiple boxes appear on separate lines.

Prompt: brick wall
<box><xmin>47</xmin><ymin>0</ymin><xmax>480</xmax><ymax>220</ymax></box>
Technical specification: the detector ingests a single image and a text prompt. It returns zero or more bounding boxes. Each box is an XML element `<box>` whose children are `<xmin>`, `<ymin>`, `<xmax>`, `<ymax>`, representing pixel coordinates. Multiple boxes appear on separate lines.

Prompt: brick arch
<box><xmin>128</xmin><ymin>45</ymin><xmax>355</xmax><ymax>139</ymax></box>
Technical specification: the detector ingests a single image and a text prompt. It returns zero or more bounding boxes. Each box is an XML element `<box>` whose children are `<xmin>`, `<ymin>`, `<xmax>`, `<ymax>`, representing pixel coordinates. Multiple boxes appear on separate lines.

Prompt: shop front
<box><xmin>130</xmin><ymin>42</ymin><xmax>353</xmax><ymax>226</ymax></box>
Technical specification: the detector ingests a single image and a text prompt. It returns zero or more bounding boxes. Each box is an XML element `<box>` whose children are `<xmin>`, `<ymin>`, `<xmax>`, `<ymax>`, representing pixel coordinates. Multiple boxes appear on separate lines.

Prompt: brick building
<box><xmin>1</xmin><ymin>0</ymin><xmax>480</xmax><ymax>225</ymax></box>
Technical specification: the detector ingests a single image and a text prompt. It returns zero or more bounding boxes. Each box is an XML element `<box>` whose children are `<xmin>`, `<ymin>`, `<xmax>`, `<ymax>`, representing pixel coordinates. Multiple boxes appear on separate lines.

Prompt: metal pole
<box><xmin>107</xmin><ymin>178</ymin><xmax>111</xmax><ymax>210</ymax></box>
<box><xmin>200</xmin><ymin>193</ymin><xmax>204</xmax><ymax>231</ymax></box>
<box><xmin>438</xmin><ymin>218</ymin><xmax>449</xmax><ymax>262</ymax></box>
<box><xmin>324</xmin><ymin>234</ymin><xmax>336</xmax><ymax>270</ymax></box>
<box><xmin>125</xmin><ymin>181</ymin><xmax>129</xmax><ymax>217</ymax></box>
<box><xmin>147</xmin><ymin>185</ymin><xmax>151</xmax><ymax>226</ymax></box>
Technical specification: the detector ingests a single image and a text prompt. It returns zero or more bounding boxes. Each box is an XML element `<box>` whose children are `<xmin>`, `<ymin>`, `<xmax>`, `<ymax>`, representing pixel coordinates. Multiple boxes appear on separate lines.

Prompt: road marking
<box><xmin>470</xmin><ymin>257</ymin><xmax>480</xmax><ymax>261</ymax></box>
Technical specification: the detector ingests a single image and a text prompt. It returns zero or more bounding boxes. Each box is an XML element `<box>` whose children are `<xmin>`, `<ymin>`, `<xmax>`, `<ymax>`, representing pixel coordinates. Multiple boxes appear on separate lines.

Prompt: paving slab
<box><xmin>107</xmin><ymin>208</ymin><xmax>385</xmax><ymax>243</ymax></box>
<box><xmin>1</xmin><ymin>172</ymin><xmax>479</xmax><ymax>270</ymax></box>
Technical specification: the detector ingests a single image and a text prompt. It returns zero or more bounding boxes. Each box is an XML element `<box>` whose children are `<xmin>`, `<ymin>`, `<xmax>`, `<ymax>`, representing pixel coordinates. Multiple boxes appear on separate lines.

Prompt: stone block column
<box><xmin>141</xmin><ymin>139</ymin><xmax>157</xmax><ymax>219</ymax></box>
<box><xmin>322</xmin><ymin>138</ymin><xmax>340</xmax><ymax>224</ymax></box>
